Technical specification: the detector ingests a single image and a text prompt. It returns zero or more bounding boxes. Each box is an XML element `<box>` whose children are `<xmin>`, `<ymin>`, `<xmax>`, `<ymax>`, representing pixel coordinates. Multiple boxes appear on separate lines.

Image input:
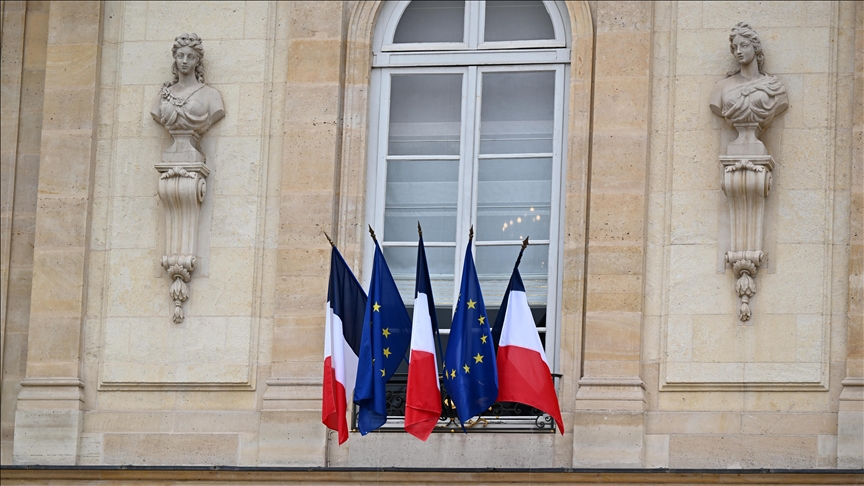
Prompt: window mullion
<box><xmin>466</xmin><ymin>1</ymin><xmax>483</xmax><ymax>49</ymax></box>
<box><xmin>451</xmin><ymin>65</ymin><xmax>479</xmax><ymax>308</ymax></box>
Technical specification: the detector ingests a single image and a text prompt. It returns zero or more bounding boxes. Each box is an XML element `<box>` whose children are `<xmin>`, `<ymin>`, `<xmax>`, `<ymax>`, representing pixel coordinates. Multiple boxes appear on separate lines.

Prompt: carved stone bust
<box><xmin>150</xmin><ymin>33</ymin><xmax>225</xmax><ymax>163</ymax></box>
<box><xmin>709</xmin><ymin>22</ymin><xmax>788</xmax><ymax>156</ymax></box>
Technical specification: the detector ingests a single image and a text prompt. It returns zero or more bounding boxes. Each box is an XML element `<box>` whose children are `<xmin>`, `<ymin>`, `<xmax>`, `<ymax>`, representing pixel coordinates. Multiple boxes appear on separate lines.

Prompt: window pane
<box><xmin>479</xmin><ymin>71</ymin><xmax>555</xmax><ymax>154</ymax></box>
<box><xmin>389</xmin><ymin>74</ymin><xmax>463</xmax><ymax>156</ymax></box>
<box><xmin>383</xmin><ymin>246</ymin><xmax>455</xmax><ymax>305</ymax></box>
<box><xmin>393</xmin><ymin>1</ymin><xmax>465</xmax><ymax>44</ymax></box>
<box><xmin>384</xmin><ymin>160</ymin><xmax>459</xmax><ymax>242</ymax></box>
<box><xmin>483</xmin><ymin>1</ymin><xmax>555</xmax><ymax>42</ymax></box>
<box><xmin>477</xmin><ymin>158</ymin><xmax>552</xmax><ymax>240</ymax></box>
<box><xmin>475</xmin><ymin>244</ymin><xmax>549</xmax><ymax>305</ymax></box>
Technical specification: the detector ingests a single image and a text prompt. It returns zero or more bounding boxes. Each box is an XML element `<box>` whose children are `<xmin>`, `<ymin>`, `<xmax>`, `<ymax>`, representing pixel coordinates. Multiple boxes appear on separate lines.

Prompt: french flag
<box><xmin>493</xmin><ymin>241</ymin><xmax>564</xmax><ymax>434</ymax></box>
<box><xmin>404</xmin><ymin>232</ymin><xmax>442</xmax><ymax>440</ymax></box>
<box><xmin>322</xmin><ymin>243</ymin><xmax>366</xmax><ymax>445</ymax></box>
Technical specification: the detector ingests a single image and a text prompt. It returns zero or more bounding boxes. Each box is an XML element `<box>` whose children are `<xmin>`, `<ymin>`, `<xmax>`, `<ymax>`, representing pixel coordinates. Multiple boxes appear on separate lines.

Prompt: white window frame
<box><xmin>365</xmin><ymin>0</ymin><xmax>570</xmax><ymax>373</ymax></box>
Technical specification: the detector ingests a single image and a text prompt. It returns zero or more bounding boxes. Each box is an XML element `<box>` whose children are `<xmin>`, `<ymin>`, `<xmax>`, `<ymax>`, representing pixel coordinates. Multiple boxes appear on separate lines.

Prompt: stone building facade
<box><xmin>0</xmin><ymin>0</ymin><xmax>862</xmax><ymax>479</ymax></box>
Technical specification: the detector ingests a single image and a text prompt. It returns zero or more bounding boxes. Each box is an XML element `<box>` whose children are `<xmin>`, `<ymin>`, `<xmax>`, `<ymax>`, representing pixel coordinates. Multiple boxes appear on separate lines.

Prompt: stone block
<box><xmin>589</xmin><ymin>129</ymin><xmax>648</xmax><ymax>191</ymax></box>
<box><xmin>46</xmin><ymin>0</ymin><xmax>100</xmax><ymax>45</ymax></box>
<box><xmin>692</xmin><ymin>314</ymin><xmax>743</xmax><ymax>363</ymax></box>
<box><xmin>258</xmin><ymin>410</ymin><xmax>325</xmax><ymax>466</ymax></box>
<box><xmin>647</xmin><ymin>412</ymin><xmax>740</xmax><ymax>434</ymax></box>
<box><xmin>594</xmin><ymin>1</ymin><xmax>652</xmax><ymax>32</ymax></box>
<box><xmin>33</xmin><ymin>196</ymin><xmax>89</xmax><ymax>249</ymax></box>
<box><xmin>671</xmin><ymin>129</ymin><xmax>722</xmax><ymax>191</ymax></box>
<box><xmin>29</xmin><ymin>249</ymin><xmax>86</xmax><ymax>314</ymax></box>
<box><xmin>837</xmin><ymin>411</ymin><xmax>864</xmax><ymax>468</ymax></box>
<box><xmin>583</xmin><ymin>312</ymin><xmax>640</xmax><ymax>362</ymax></box>
<box><xmin>84</xmin><ymin>411</ymin><xmax>173</xmax><ymax>433</ymax></box>
<box><xmin>40</xmin><ymin>88</ymin><xmax>97</xmax><ymax>131</ymax></box>
<box><xmin>144</xmin><ymin>1</ymin><xmax>246</xmax><ymax>42</ymax></box>
<box><xmin>667</xmin><ymin>244</ymin><xmax>736</xmax><ymax>315</ymax></box>
<box><xmin>288</xmin><ymin>1</ymin><xmax>344</xmax><ymax>40</ymax></box>
<box><xmin>14</xmin><ymin>409</ymin><xmax>82</xmax><ymax>465</ymax></box>
<box><xmin>210</xmin><ymin>196</ymin><xmax>259</xmax><ymax>248</ymax></box>
<box><xmin>37</xmin><ymin>131</ymin><xmax>95</xmax><ymax>196</ymax></box>
<box><xmin>347</xmin><ymin>431</ymin><xmax>556</xmax><ymax>468</ymax></box>
<box><xmin>670</xmin><ymin>190</ymin><xmax>721</xmax><ymax>245</ymax></box>
<box><xmin>643</xmin><ymin>434</ymin><xmax>669</xmax><ymax>468</ymax></box>
<box><xmin>45</xmin><ymin>44</ymin><xmax>98</xmax><ymax>89</ymax></box>
<box><xmin>109</xmin><ymin>196</ymin><xmax>158</xmax><ymax>249</ymax></box>
<box><xmin>591</xmin><ymin>76</ymin><xmax>650</xmax><ymax>130</ymax></box>
<box><xmin>774</xmin><ymin>129</ymin><xmax>830</xmax><ymax>190</ymax></box>
<box><xmin>573</xmin><ymin>412</ymin><xmax>643</xmax><ymax>467</ymax></box>
<box><xmin>669</xmin><ymin>434</ymin><xmax>818</xmax><ymax>468</ymax></box>
<box><xmin>103</xmin><ymin>433</ymin><xmax>239</xmax><ymax>465</ymax></box>
<box><xmin>776</xmin><ymin>190</ymin><xmax>827</xmax><ymax>244</ymax></box>
<box><xmin>587</xmin><ymin>192</ymin><xmax>645</xmax><ymax>244</ymax></box>
<box><xmin>758</xmin><ymin>244</ymin><xmax>825</xmax><ymax>315</ymax></box>
<box><xmin>105</xmin><ymin>249</ymin><xmax>164</xmax><ymax>317</ymax></box>
<box><xmin>741</xmin><ymin>412</ymin><xmax>836</xmax><ymax>435</ymax></box>
<box><xmin>595</xmin><ymin>32</ymin><xmax>650</xmax><ymax>77</ymax></box>
<box><xmin>287</xmin><ymin>39</ymin><xmax>342</xmax><ymax>84</ymax></box>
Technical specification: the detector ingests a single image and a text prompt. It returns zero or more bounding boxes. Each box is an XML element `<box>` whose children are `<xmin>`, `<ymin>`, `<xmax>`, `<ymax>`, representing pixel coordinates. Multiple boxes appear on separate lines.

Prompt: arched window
<box><xmin>366</xmin><ymin>1</ymin><xmax>570</xmax><ymax>371</ymax></box>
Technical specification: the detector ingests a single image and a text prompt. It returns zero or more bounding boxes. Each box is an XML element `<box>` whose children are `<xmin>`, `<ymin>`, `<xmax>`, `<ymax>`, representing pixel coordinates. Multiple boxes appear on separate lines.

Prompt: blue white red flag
<box><xmin>322</xmin><ymin>244</ymin><xmax>367</xmax><ymax>444</ymax></box>
<box><xmin>405</xmin><ymin>231</ymin><xmax>443</xmax><ymax>440</ymax></box>
<box><xmin>491</xmin><ymin>241</ymin><xmax>564</xmax><ymax>434</ymax></box>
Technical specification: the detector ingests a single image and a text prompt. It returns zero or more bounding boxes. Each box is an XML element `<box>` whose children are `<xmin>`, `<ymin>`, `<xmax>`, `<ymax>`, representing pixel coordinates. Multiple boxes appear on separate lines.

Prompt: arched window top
<box><xmin>376</xmin><ymin>0</ymin><xmax>569</xmax><ymax>57</ymax></box>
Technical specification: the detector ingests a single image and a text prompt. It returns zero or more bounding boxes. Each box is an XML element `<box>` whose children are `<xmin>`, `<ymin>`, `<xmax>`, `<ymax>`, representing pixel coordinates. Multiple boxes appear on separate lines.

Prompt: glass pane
<box><xmin>475</xmin><ymin>244</ymin><xmax>549</xmax><ymax>305</ymax></box>
<box><xmin>385</xmin><ymin>160</ymin><xmax>459</xmax><ymax>242</ymax></box>
<box><xmin>389</xmin><ymin>74</ymin><xmax>463</xmax><ymax>156</ymax></box>
<box><xmin>480</xmin><ymin>71</ymin><xmax>555</xmax><ymax>154</ymax></box>
<box><xmin>484</xmin><ymin>1</ymin><xmax>555</xmax><ymax>42</ymax></box>
<box><xmin>393</xmin><ymin>1</ymin><xmax>465</xmax><ymax>44</ymax></box>
<box><xmin>476</xmin><ymin>158</ymin><xmax>552</xmax><ymax>240</ymax></box>
<box><xmin>383</xmin><ymin>246</ymin><xmax>456</xmax><ymax>305</ymax></box>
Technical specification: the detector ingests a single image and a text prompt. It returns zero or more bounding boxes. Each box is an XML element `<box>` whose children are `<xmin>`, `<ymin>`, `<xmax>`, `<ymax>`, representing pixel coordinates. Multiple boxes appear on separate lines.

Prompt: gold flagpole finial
<box><xmin>417</xmin><ymin>221</ymin><xmax>423</xmax><ymax>238</ymax></box>
<box><xmin>323</xmin><ymin>231</ymin><xmax>335</xmax><ymax>248</ymax></box>
<box><xmin>469</xmin><ymin>225</ymin><xmax>474</xmax><ymax>241</ymax></box>
<box><xmin>521</xmin><ymin>236</ymin><xmax>530</xmax><ymax>250</ymax></box>
<box><xmin>368</xmin><ymin>225</ymin><xmax>378</xmax><ymax>243</ymax></box>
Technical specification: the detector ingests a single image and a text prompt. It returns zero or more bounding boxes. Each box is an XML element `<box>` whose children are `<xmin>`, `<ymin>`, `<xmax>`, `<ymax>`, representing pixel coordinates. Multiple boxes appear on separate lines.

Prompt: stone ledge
<box><xmin>1</xmin><ymin>466</ymin><xmax>862</xmax><ymax>484</ymax></box>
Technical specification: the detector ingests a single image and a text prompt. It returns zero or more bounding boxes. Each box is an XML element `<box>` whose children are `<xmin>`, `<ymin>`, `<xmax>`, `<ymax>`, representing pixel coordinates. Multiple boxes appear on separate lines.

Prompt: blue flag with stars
<box><xmin>354</xmin><ymin>239</ymin><xmax>412</xmax><ymax>434</ymax></box>
<box><xmin>443</xmin><ymin>236</ymin><xmax>498</xmax><ymax>426</ymax></box>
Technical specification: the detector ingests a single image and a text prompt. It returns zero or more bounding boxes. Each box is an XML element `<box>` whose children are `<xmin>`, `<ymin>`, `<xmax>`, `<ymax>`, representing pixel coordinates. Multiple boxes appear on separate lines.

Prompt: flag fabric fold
<box><xmin>354</xmin><ymin>239</ymin><xmax>413</xmax><ymax>434</ymax></box>
<box><xmin>491</xmin><ymin>245</ymin><xmax>564</xmax><ymax>434</ymax></box>
<box><xmin>322</xmin><ymin>246</ymin><xmax>367</xmax><ymax>445</ymax></box>
<box><xmin>405</xmin><ymin>234</ymin><xmax>443</xmax><ymax>440</ymax></box>
<box><xmin>444</xmin><ymin>235</ymin><xmax>498</xmax><ymax>426</ymax></box>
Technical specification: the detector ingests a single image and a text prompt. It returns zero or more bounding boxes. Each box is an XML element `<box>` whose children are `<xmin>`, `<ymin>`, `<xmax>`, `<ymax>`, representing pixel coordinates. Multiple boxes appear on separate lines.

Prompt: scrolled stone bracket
<box><xmin>156</xmin><ymin>162</ymin><xmax>210</xmax><ymax>323</ymax></box>
<box><xmin>720</xmin><ymin>155</ymin><xmax>773</xmax><ymax>322</ymax></box>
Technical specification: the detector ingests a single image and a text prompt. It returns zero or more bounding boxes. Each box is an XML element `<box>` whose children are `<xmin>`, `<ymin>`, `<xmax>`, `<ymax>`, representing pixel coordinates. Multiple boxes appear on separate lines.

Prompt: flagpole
<box><xmin>418</xmin><ymin>222</ymin><xmax>449</xmax><ymax>399</ymax></box>
<box><xmin>515</xmin><ymin>236</ymin><xmax>529</xmax><ymax>269</ymax></box>
<box><xmin>323</xmin><ymin>231</ymin><xmax>336</xmax><ymax>248</ymax></box>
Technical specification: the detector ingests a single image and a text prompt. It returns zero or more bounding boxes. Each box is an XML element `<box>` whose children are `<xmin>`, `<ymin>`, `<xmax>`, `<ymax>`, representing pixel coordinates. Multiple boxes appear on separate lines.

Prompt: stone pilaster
<box><xmin>13</xmin><ymin>0</ymin><xmax>101</xmax><ymax>465</ymax></box>
<box><xmin>259</xmin><ymin>0</ymin><xmax>348</xmax><ymax>466</ymax></box>
<box><xmin>837</xmin><ymin>0</ymin><xmax>864</xmax><ymax>469</ymax></box>
<box><xmin>572</xmin><ymin>1</ymin><xmax>653</xmax><ymax>467</ymax></box>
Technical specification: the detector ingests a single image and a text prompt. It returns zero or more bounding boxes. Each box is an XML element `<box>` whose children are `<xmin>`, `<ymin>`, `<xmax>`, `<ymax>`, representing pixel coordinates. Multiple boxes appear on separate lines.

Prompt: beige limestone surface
<box><xmin>0</xmin><ymin>0</ymin><xmax>861</xmax><ymax>472</ymax></box>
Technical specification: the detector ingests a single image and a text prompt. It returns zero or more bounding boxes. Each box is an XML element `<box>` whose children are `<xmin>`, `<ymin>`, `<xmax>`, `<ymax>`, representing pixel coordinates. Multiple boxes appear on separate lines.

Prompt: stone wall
<box><xmin>0</xmin><ymin>0</ymin><xmax>861</xmax><ymax>471</ymax></box>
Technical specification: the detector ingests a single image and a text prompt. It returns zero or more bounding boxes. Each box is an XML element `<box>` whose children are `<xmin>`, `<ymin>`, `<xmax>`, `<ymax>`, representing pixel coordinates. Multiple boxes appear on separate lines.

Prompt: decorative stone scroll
<box><xmin>151</xmin><ymin>33</ymin><xmax>224</xmax><ymax>323</ymax></box>
<box><xmin>709</xmin><ymin>23</ymin><xmax>787</xmax><ymax>321</ymax></box>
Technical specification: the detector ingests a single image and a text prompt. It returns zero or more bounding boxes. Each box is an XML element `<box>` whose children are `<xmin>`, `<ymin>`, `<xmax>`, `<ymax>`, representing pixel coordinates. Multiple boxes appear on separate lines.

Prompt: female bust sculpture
<box><xmin>709</xmin><ymin>22</ymin><xmax>787</xmax><ymax>156</ymax></box>
<box><xmin>151</xmin><ymin>33</ymin><xmax>224</xmax><ymax>162</ymax></box>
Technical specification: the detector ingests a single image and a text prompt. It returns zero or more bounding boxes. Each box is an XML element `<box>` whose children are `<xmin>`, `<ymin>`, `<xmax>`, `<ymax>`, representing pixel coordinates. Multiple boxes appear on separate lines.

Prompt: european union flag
<box><xmin>443</xmin><ymin>230</ymin><xmax>498</xmax><ymax>426</ymax></box>
<box><xmin>353</xmin><ymin>235</ymin><xmax>412</xmax><ymax>434</ymax></box>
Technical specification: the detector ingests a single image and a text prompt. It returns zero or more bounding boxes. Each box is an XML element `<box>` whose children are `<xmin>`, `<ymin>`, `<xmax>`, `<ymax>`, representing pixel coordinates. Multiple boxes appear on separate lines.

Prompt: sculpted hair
<box><xmin>727</xmin><ymin>22</ymin><xmax>764</xmax><ymax>76</ymax></box>
<box><xmin>170</xmin><ymin>33</ymin><xmax>206</xmax><ymax>84</ymax></box>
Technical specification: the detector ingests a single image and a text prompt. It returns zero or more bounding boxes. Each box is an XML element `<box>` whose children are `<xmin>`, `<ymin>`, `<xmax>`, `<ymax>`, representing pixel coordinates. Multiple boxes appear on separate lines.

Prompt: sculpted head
<box><xmin>728</xmin><ymin>22</ymin><xmax>764</xmax><ymax>74</ymax></box>
<box><xmin>171</xmin><ymin>33</ymin><xmax>205</xmax><ymax>84</ymax></box>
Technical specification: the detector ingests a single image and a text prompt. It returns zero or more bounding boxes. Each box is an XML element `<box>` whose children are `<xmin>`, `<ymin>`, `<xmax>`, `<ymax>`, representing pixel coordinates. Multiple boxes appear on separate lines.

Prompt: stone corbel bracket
<box><xmin>720</xmin><ymin>155</ymin><xmax>773</xmax><ymax>321</ymax></box>
<box><xmin>156</xmin><ymin>162</ymin><xmax>209</xmax><ymax>323</ymax></box>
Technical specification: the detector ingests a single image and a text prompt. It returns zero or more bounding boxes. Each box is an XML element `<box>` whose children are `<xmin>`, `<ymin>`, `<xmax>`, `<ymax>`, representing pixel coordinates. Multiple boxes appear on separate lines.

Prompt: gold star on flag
<box><xmin>478</xmin><ymin>315</ymin><xmax>485</xmax><ymax>325</ymax></box>
<box><xmin>372</xmin><ymin>302</ymin><xmax>381</xmax><ymax>312</ymax></box>
<box><xmin>466</xmin><ymin>299</ymin><xmax>476</xmax><ymax>309</ymax></box>
<box><xmin>463</xmin><ymin>364</ymin><xmax>470</xmax><ymax>373</ymax></box>
<box><xmin>480</xmin><ymin>334</ymin><xmax>488</xmax><ymax>344</ymax></box>
<box><xmin>383</xmin><ymin>347</ymin><xmax>391</xmax><ymax>358</ymax></box>
<box><xmin>473</xmin><ymin>353</ymin><xmax>484</xmax><ymax>364</ymax></box>
<box><xmin>450</xmin><ymin>369</ymin><xmax>456</xmax><ymax>379</ymax></box>
<box><xmin>382</xmin><ymin>328</ymin><xmax>390</xmax><ymax>338</ymax></box>
<box><xmin>380</xmin><ymin>369</ymin><xmax>386</xmax><ymax>377</ymax></box>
